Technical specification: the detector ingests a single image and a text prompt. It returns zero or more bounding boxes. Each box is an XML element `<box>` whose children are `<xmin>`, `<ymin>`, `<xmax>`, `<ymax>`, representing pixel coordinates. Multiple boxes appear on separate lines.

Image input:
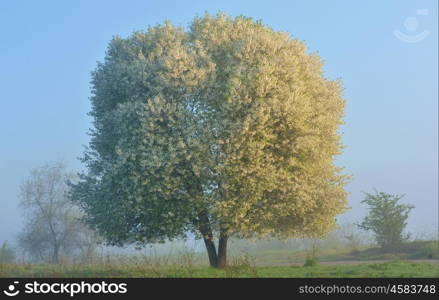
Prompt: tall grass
<box><xmin>0</xmin><ymin>259</ymin><xmax>437</xmax><ymax>278</ymax></box>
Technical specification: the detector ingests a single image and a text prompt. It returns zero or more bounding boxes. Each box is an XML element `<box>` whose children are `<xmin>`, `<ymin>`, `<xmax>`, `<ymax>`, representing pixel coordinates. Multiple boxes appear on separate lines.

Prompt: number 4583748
<box><xmin>390</xmin><ymin>284</ymin><xmax>436</xmax><ymax>294</ymax></box>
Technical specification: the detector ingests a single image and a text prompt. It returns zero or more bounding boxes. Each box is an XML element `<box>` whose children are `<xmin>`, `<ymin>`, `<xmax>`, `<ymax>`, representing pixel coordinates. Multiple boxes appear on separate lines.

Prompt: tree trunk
<box><xmin>197</xmin><ymin>212</ymin><xmax>218</xmax><ymax>268</ymax></box>
<box><xmin>217</xmin><ymin>232</ymin><xmax>228</xmax><ymax>268</ymax></box>
<box><xmin>203</xmin><ymin>236</ymin><xmax>218</xmax><ymax>267</ymax></box>
<box><xmin>196</xmin><ymin>212</ymin><xmax>229</xmax><ymax>268</ymax></box>
<box><xmin>52</xmin><ymin>244</ymin><xmax>60</xmax><ymax>264</ymax></box>
<box><xmin>200</xmin><ymin>230</ymin><xmax>228</xmax><ymax>268</ymax></box>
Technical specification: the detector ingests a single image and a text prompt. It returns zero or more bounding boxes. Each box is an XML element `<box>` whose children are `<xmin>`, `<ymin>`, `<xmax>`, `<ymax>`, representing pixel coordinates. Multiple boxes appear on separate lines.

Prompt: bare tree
<box><xmin>18</xmin><ymin>162</ymin><xmax>98</xmax><ymax>263</ymax></box>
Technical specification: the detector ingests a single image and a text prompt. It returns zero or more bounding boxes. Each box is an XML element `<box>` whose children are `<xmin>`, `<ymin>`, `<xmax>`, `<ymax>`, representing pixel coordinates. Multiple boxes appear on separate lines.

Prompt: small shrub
<box><xmin>303</xmin><ymin>244</ymin><xmax>319</xmax><ymax>267</ymax></box>
<box><xmin>358</xmin><ymin>191</ymin><xmax>414</xmax><ymax>249</ymax></box>
<box><xmin>0</xmin><ymin>241</ymin><xmax>15</xmax><ymax>263</ymax></box>
<box><xmin>225</xmin><ymin>253</ymin><xmax>258</xmax><ymax>277</ymax></box>
<box><xmin>303</xmin><ymin>256</ymin><xmax>318</xmax><ymax>267</ymax></box>
<box><xmin>173</xmin><ymin>252</ymin><xmax>196</xmax><ymax>277</ymax></box>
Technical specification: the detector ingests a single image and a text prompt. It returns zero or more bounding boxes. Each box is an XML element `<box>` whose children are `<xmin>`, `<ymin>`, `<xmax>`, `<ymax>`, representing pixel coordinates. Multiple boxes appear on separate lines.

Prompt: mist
<box><xmin>0</xmin><ymin>0</ymin><xmax>437</xmax><ymax>262</ymax></box>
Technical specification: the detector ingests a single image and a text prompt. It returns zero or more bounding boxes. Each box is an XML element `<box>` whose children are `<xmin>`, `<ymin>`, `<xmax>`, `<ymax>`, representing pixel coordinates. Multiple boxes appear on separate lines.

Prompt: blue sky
<box><xmin>0</xmin><ymin>0</ymin><xmax>437</xmax><ymax>244</ymax></box>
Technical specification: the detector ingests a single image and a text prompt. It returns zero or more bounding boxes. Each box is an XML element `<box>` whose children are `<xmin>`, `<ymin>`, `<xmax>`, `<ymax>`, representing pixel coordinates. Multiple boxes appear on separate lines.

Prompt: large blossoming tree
<box><xmin>70</xmin><ymin>13</ymin><xmax>349</xmax><ymax>268</ymax></box>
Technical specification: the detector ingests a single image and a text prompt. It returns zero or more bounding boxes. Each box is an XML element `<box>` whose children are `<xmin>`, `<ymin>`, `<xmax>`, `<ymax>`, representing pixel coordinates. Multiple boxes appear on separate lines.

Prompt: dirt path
<box><xmin>258</xmin><ymin>259</ymin><xmax>439</xmax><ymax>267</ymax></box>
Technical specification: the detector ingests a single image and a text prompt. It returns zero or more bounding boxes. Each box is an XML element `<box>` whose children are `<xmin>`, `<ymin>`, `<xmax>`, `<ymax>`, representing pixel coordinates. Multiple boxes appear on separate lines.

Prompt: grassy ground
<box><xmin>232</xmin><ymin>240</ymin><xmax>439</xmax><ymax>266</ymax></box>
<box><xmin>1</xmin><ymin>260</ymin><xmax>438</xmax><ymax>278</ymax></box>
<box><xmin>1</xmin><ymin>240</ymin><xmax>437</xmax><ymax>278</ymax></box>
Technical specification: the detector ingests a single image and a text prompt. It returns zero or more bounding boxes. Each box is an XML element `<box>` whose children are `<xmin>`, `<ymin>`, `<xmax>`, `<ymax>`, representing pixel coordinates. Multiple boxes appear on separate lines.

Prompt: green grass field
<box><xmin>0</xmin><ymin>260</ymin><xmax>438</xmax><ymax>278</ymax></box>
<box><xmin>231</xmin><ymin>240</ymin><xmax>439</xmax><ymax>266</ymax></box>
<box><xmin>1</xmin><ymin>240</ymin><xmax>437</xmax><ymax>278</ymax></box>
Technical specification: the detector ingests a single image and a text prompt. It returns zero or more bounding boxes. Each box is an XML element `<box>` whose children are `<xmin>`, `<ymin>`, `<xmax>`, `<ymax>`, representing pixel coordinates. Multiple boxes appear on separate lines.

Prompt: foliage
<box><xmin>18</xmin><ymin>162</ymin><xmax>100</xmax><ymax>263</ymax></box>
<box><xmin>70</xmin><ymin>12</ymin><xmax>348</xmax><ymax>267</ymax></box>
<box><xmin>0</xmin><ymin>241</ymin><xmax>16</xmax><ymax>263</ymax></box>
<box><xmin>358</xmin><ymin>191</ymin><xmax>414</xmax><ymax>249</ymax></box>
<box><xmin>303</xmin><ymin>257</ymin><xmax>318</xmax><ymax>267</ymax></box>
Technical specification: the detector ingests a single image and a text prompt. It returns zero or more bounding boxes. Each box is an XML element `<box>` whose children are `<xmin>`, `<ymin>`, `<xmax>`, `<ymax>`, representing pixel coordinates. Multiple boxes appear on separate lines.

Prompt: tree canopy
<box><xmin>358</xmin><ymin>191</ymin><xmax>414</xmax><ymax>249</ymax></box>
<box><xmin>70</xmin><ymin>13</ymin><xmax>349</xmax><ymax>267</ymax></box>
<box><xmin>19</xmin><ymin>162</ymin><xmax>98</xmax><ymax>263</ymax></box>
